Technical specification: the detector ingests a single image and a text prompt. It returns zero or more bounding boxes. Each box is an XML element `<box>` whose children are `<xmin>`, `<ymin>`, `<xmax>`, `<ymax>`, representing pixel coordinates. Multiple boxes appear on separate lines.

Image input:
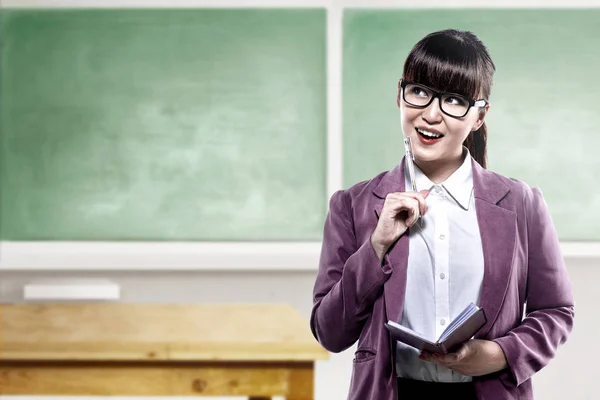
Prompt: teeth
<box><xmin>417</xmin><ymin>128</ymin><xmax>442</xmax><ymax>138</ymax></box>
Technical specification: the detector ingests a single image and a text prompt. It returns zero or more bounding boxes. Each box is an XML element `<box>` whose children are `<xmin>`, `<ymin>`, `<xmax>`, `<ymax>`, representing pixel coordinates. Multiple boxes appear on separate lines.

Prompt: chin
<box><xmin>412</xmin><ymin>147</ymin><xmax>440</xmax><ymax>162</ymax></box>
<box><xmin>415</xmin><ymin>148</ymin><xmax>464</xmax><ymax>168</ymax></box>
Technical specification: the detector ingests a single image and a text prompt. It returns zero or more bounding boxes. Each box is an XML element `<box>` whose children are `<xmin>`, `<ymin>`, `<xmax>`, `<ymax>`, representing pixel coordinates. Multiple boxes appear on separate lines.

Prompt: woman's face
<box><xmin>399</xmin><ymin>84</ymin><xmax>489</xmax><ymax>164</ymax></box>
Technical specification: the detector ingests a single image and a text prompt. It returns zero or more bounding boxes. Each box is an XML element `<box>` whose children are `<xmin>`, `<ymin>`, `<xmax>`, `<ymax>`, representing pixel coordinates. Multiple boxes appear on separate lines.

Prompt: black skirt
<box><xmin>397</xmin><ymin>377</ymin><xmax>478</xmax><ymax>399</ymax></box>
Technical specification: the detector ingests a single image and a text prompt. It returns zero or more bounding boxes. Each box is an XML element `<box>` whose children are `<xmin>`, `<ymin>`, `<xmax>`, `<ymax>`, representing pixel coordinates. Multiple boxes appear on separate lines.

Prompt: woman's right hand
<box><xmin>370</xmin><ymin>190</ymin><xmax>430</xmax><ymax>262</ymax></box>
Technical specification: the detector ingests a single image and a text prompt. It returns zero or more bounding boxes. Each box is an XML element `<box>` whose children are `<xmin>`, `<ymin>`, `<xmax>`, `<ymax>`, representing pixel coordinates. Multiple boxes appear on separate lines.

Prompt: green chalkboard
<box><xmin>343</xmin><ymin>9</ymin><xmax>600</xmax><ymax>241</ymax></box>
<box><xmin>0</xmin><ymin>9</ymin><xmax>327</xmax><ymax>241</ymax></box>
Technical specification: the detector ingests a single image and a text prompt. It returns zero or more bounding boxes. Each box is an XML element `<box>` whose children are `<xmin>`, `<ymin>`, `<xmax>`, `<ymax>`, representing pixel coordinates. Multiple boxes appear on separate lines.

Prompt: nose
<box><xmin>422</xmin><ymin>96</ymin><xmax>443</xmax><ymax>124</ymax></box>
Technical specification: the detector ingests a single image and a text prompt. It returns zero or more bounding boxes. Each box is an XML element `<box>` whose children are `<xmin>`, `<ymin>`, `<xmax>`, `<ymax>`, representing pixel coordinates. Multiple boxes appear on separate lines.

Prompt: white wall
<box><xmin>1</xmin><ymin>1</ymin><xmax>598</xmax><ymax>400</ymax></box>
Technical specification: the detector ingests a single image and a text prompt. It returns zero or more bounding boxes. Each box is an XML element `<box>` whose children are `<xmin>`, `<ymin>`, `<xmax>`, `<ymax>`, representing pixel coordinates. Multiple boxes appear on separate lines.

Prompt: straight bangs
<box><xmin>403</xmin><ymin>40</ymin><xmax>483</xmax><ymax>100</ymax></box>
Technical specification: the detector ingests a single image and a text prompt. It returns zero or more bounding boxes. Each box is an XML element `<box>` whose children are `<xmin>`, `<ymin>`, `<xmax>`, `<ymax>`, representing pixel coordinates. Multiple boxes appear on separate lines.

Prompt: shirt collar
<box><xmin>442</xmin><ymin>148</ymin><xmax>474</xmax><ymax>210</ymax></box>
<box><xmin>404</xmin><ymin>147</ymin><xmax>474</xmax><ymax>210</ymax></box>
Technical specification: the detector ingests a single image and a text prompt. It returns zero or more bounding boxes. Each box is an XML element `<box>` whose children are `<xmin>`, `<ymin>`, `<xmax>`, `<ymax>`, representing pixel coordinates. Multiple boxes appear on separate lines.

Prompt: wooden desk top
<box><xmin>0</xmin><ymin>303</ymin><xmax>328</xmax><ymax>362</ymax></box>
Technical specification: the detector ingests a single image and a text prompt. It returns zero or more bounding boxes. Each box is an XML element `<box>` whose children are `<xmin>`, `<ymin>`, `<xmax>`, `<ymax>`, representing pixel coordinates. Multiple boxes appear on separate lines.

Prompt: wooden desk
<box><xmin>0</xmin><ymin>303</ymin><xmax>328</xmax><ymax>399</ymax></box>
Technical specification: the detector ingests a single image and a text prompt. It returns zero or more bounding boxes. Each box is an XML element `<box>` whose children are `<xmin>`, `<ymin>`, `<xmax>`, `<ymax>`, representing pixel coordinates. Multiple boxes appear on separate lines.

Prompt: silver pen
<box><xmin>403</xmin><ymin>136</ymin><xmax>422</xmax><ymax>225</ymax></box>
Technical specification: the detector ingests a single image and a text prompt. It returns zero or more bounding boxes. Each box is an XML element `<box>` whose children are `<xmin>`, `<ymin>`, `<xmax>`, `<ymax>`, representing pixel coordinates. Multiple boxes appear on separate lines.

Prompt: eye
<box><xmin>445</xmin><ymin>96</ymin><xmax>468</xmax><ymax>107</ymax></box>
<box><xmin>410</xmin><ymin>86</ymin><xmax>429</xmax><ymax>97</ymax></box>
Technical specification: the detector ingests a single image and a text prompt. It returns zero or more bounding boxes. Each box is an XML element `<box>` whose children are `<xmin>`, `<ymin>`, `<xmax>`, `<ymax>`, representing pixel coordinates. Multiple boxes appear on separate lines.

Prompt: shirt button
<box><xmin>439</xmin><ymin>234</ymin><xmax>446</xmax><ymax>240</ymax></box>
<box><xmin>440</xmin><ymin>319</ymin><xmax>446</xmax><ymax>326</ymax></box>
<box><xmin>439</xmin><ymin>273</ymin><xmax>445</xmax><ymax>280</ymax></box>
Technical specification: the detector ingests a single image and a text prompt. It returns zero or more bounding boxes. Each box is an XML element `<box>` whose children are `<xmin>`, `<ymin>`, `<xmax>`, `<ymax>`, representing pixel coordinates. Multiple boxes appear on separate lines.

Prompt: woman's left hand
<box><xmin>419</xmin><ymin>339</ymin><xmax>508</xmax><ymax>376</ymax></box>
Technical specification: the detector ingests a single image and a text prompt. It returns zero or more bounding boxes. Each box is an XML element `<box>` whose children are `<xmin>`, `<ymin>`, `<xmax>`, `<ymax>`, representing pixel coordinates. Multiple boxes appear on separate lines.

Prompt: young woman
<box><xmin>310</xmin><ymin>29</ymin><xmax>574</xmax><ymax>400</ymax></box>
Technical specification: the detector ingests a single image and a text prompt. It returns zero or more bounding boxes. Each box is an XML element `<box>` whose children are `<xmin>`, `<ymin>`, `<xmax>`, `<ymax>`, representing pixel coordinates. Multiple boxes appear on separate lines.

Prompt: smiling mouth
<box><xmin>416</xmin><ymin>127</ymin><xmax>445</xmax><ymax>140</ymax></box>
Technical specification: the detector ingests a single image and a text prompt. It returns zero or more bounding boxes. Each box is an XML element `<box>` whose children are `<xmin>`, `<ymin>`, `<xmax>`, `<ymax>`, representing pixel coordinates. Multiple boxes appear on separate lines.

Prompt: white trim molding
<box><xmin>0</xmin><ymin>241</ymin><xmax>597</xmax><ymax>271</ymax></box>
<box><xmin>0</xmin><ymin>241</ymin><xmax>323</xmax><ymax>271</ymax></box>
<box><xmin>559</xmin><ymin>242</ymin><xmax>600</xmax><ymax>260</ymax></box>
<box><xmin>326</xmin><ymin>0</ymin><xmax>344</xmax><ymax>199</ymax></box>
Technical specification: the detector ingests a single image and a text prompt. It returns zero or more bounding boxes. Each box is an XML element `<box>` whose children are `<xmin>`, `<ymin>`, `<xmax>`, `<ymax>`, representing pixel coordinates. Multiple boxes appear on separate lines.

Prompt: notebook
<box><xmin>384</xmin><ymin>302</ymin><xmax>487</xmax><ymax>355</ymax></box>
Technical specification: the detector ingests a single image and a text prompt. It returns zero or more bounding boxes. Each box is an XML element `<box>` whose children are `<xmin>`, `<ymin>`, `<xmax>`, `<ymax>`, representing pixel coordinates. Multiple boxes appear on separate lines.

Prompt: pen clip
<box><xmin>403</xmin><ymin>136</ymin><xmax>415</xmax><ymax>161</ymax></box>
<box><xmin>403</xmin><ymin>136</ymin><xmax>418</xmax><ymax>192</ymax></box>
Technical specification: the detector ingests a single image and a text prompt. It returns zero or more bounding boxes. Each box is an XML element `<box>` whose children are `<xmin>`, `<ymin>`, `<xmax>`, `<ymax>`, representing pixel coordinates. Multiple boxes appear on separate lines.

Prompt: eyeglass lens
<box><xmin>404</xmin><ymin>83</ymin><xmax>470</xmax><ymax>117</ymax></box>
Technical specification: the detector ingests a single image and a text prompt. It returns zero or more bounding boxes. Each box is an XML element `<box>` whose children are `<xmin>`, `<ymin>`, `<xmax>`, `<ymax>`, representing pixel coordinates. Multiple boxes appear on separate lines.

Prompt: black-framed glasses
<box><xmin>399</xmin><ymin>79</ymin><xmax>488</xmax><ymax>118</ymax></box>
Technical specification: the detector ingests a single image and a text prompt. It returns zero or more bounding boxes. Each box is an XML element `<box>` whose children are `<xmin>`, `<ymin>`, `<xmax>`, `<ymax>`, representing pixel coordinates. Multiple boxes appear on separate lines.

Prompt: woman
<box><xmin>310</xmin><ymin>29</ymin><xmax>574</xmax><ymax>400</ymax></box>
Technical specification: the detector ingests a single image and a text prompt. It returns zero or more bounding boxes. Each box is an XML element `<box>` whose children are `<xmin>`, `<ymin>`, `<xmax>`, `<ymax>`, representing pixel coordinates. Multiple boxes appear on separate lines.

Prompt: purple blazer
<box><xmin>310</xmin><ymin>157</ymin><xmax>574</xmax><ymax>400</ymax></box>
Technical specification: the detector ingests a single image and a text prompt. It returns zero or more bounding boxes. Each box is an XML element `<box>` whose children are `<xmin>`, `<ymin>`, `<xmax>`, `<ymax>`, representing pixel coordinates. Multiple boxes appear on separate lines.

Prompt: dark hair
<box><xmin>400</xmin><ymin>29</ymin><xmax>495</xmax><ymax>168</ymax></box>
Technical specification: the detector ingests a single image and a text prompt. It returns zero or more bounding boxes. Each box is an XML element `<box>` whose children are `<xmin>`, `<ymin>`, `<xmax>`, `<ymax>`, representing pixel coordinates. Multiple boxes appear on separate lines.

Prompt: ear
<box><xmin>472</xmin><ymin>103</ymin><xmax>490</xmax><ymax>131</ymax></box>
<box><xmin>397</xmin><ymin>80</ymin><xmax>402</xmax><ymax>108</ymax></box>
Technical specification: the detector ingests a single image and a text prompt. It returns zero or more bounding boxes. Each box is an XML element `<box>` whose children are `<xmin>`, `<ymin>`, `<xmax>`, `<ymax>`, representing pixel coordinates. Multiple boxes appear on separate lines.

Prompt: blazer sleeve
<box><xmin>493</xmin><ymin>187</ymin><xmax>575</xmax><ymax>386</ymax></box>
<box><xmin>310</xmin><ymin>189</ymin><xmax>393</xmax><ymax>353</ymax></box>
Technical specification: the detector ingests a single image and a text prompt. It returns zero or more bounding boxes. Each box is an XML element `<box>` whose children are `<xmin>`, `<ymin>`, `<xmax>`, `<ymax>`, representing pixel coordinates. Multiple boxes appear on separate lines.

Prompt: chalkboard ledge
<box><xmin>0</xmin><ymin>242</ymin><xmax>596</xmax><ymax>271</ymax></box>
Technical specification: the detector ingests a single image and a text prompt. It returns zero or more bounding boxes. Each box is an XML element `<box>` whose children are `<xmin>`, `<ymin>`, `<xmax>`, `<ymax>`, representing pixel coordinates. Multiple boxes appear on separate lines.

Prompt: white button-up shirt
<box><xmin>395</xmin><ymin>150</ymin><xmax>484</xmax><ymax>382</ymax></box>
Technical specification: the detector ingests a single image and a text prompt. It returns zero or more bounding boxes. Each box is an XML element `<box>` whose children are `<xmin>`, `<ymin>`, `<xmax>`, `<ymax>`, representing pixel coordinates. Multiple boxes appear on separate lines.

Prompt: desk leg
<box><xmin>249</xmin><ymin>361</ymin><xmax>314</xmax><ymax>400</ymax></box>
<box><xmin>286</xmin><ymin>362</ymin><xmax>314</xmax><ymax>400</ymax></box>
<box><xmin>247</xmin><ymin>361</ymin><xmax>314</xmax><ymax>399</ymax></box>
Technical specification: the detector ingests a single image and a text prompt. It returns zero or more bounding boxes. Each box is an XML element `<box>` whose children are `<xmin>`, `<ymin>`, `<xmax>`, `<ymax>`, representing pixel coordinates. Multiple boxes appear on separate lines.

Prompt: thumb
<box><xmin>420</xmin><ymin>189</ymin><xmax>430</xmax><ymax>198</ymax></box>
<box><xmin>454</xmin><ymin>342</ymin><xmax>471</xmax><ymax>361</ymax></box>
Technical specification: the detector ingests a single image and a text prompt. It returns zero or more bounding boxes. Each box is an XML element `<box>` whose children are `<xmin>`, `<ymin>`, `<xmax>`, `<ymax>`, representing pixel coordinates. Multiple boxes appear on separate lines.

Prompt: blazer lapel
<box><xmin>373</xmin><ymin>159</ymin><xmax>409</xmax><ymax>323</ymax></box>
<box><xmin>471</xmin><ymin>159</ymin><xmax>517</xmax><ymax>338</ymax></box>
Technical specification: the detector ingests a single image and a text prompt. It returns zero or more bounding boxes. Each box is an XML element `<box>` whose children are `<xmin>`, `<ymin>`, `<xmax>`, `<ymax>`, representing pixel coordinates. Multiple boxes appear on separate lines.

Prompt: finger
<box><xmin>403</xmin><ymin>199</ymin><xmax>419</xmax><ymax>228</ymax></box>
<box><xmin>434</xmin><ymin>353</ymin><xmax>454</xmax><ymax>365</ymax></box>
<box><xmin>391</xmin><ymin>192</ymin><xmax>427</xmax><ymax>215</ymax></box>
<box><xmin>421</xmin><ymin>354</ymin><xmax>446</xmax><ymax>368</ymax></box>
<box><xmin>385</xmin><ymin>197</ymin><xmax>419</xmax><ymax>224</ymax></box>
<box><xmin>418</xmin><ymin>351</ymin><xmax>435</xmax><ymax>363</ymax></box>
<box><xmin>440</xmin><ymin>343</ymin><xmax>469</xmax><ymax>364</ymax></box>
<box><xmin>406</xmin><ymin>201</ymin><xmax>420</xmax><ymax>227</ymax></box>
<box><xmin>427</xmin><ymin>352</ymin><xmax>450</xmax><ymax>365</ymax></box>
<box><xmin>389</xmin><ymin>191</ymin><xmax>429</xmax><ymax>216</ymax></box>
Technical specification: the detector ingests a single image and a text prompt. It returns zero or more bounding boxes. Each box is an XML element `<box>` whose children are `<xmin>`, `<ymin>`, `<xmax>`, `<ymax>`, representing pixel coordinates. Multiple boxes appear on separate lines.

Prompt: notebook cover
<box><xmin>438</xmin><ymin>308</ymin><xmax>487</xmax><ymax>354</ymax></box>
<box><xmin>384</xmin><ymin>321</ymin><xmax>442</xmax><ymax>354</ymax></box>
<box><xmin>385</xmin><ymin>308</ymin><xmax>487</xmax><ymax>355</ymax></box>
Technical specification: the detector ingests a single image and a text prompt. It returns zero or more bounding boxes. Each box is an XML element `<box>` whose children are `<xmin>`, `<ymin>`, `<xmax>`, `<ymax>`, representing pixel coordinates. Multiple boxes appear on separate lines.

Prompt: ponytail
<box><xmin>464</xmin><ymin>122</ymin><xmax>487</xmax><ymax>169</ymax></box>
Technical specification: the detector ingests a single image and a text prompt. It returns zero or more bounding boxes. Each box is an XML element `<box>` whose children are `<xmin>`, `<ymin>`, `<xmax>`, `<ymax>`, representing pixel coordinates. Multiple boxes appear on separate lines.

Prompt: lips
<box><xmin>415</xmin><ymin>127</ymin><xmax>445</xmax><ymax>139</ymax></box>
<box><xmin>415</xmin><ymin>127</ymin><xmax>444</xmax><ymax>145</ymax></box>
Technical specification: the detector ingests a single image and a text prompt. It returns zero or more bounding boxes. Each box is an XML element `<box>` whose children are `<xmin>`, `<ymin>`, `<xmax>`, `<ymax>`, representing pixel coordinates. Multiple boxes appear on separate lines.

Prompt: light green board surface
<box><xmin>0</xmin><ymin>9</ymin><xmax>327</xmax><ymax>241</ymax></box>
<box><xmin>343</xmin><ymin>9</ymin><xmax>600</xmax><ymax>241</ymax></box>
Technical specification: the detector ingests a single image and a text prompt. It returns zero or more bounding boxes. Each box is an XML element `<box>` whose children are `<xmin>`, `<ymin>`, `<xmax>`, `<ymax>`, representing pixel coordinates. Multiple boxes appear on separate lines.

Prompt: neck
<box><xmin>415</xmin><ymin>148</ymin><xmax>466</xmax><ymax>184</ymax></box>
